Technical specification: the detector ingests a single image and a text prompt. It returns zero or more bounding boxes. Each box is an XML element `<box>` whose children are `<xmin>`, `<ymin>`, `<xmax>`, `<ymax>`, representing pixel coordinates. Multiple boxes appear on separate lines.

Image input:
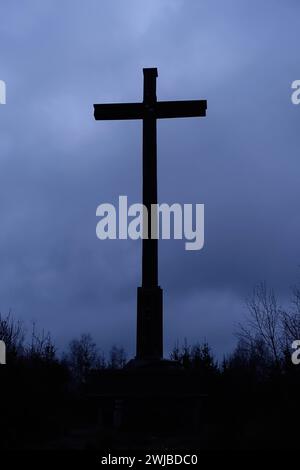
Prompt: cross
<box><xmin>94</xmin><ymin>68</ymin><xmax>207</xmax><ymax>363</ymax></box>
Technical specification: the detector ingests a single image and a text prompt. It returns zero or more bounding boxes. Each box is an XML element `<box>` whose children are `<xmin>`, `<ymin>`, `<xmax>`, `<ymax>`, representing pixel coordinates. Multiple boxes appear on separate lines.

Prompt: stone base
<box><xmin>86</xmin><ymin>364</ymin><xmax>208</xmax><ymax>433</ymax></box>
<box><xmin>125</xmin><ymin>358</ymin><xmax>181</xmax><ymax>370</ymax></box>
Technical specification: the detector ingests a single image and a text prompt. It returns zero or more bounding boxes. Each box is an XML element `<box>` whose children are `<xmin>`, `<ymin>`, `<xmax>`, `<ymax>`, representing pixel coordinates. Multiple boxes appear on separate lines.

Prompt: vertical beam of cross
<box><xmin>142</xmin><ymin>68</ymin><xmax>158</xmax><ymax>289</ymax></box>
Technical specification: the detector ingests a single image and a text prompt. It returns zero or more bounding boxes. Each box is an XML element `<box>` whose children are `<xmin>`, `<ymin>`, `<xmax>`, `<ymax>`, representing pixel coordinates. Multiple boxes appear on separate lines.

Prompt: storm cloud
<box><xmin>0</xmin><ymin>0</ymin><xmax>299</xmax><ymax>358</ymax></box>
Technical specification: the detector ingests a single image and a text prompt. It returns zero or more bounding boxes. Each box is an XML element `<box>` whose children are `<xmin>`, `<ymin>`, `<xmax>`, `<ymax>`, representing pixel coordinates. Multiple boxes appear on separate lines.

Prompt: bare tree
<box><xmin>170</xmin><ymin>339</ymin><xmax>181</xmax><ymax>362</ymax></box>
<box><xmin>170</xmin><ymin>339</ymin><xmax>217</xmax><ymax>371</ymax></box>
<box><xmin>228</xmin><ymin>336</ymin><xmax>272</xmax><ymax>377</ymax></box>
<box><xmin>66</xmin><ymin>333</ymin><xmax>104</xmax><ymax>382</ymax></box>
<box><xmin>191</xmin><ymin>341</ymin><xmax>218</xmax><ymax>372</ymax></box>
<box><xmin>237</xmin><ymin>282</ymin><xmax>283</xmax><ymax>368</ymax></box>
<box><xmin>281</xmin><ymin>285</ymin><xmax>300</xmax><ymax>346</ymax></box>
<box><xmin>108</xmin><ymin>345</ymin><xmax>127</xmax><ymax>369</ymax></box>
<box><xmin>27</xmin><ymin>322</ymin><xmax>56</xmax><ymax>362</ymax></box>
<box><xmin>0</xmin><ymin>312</ymin><xmax>24</xmax><ymax>359</ymax></box>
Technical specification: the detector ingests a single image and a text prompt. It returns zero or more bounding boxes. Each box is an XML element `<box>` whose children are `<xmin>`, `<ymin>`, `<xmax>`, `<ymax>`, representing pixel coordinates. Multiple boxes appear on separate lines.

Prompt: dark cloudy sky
<box><xmin>0</xmin><ymin>0</ymin><xmax>299</xmax><ymax>358</ymax></box>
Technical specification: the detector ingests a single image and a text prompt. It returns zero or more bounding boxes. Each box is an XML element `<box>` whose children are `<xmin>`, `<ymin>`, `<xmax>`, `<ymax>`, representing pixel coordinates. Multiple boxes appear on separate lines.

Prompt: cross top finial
<box><xmin>143</xmin><ymin>68</ymin><xmax>158</xmax><ymax>77</ymax></box>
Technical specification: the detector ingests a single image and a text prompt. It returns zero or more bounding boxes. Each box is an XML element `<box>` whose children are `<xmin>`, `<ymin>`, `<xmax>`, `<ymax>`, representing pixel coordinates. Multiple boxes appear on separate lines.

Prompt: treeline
<box><xmin>0</xmin><ymin>314</ymin><xmax>128</xmax><ymax>378</ymax></box>
<box><xmin>1</xmin><ymin>280</ymin><xmax>300</xmax><ymax>383</ymax></box>
<box><xmin>1</xmin><ymin>281</ymin><xmax>300</xmax><ymax>449</ymax></box>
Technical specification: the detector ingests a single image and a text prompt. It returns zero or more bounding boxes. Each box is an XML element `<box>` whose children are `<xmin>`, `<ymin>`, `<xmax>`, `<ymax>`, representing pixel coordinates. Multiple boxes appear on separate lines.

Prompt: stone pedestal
<box><xmin>86</xmin><ymin>366</ymin><xmax>208</xmax><ymax>433</ymax></box>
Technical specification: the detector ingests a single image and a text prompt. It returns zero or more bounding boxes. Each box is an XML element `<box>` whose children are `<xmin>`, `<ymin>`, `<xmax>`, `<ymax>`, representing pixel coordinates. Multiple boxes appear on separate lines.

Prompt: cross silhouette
<box><xmin>94</xmin><ymin>68</ymin><xmax>207</xmax><ymax>362</ymax></box>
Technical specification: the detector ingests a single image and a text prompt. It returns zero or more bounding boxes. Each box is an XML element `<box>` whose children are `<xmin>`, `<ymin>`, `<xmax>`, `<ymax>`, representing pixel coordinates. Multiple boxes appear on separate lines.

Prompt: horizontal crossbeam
<box><xmin>94</xmin><ymin>103</ymin><xmax>143</xmax><ymax>120</ymax></box>
<box><xmin>156</xmin><ymin>100</ymin><xmax>207</xmax><ymax>119</ymax></box>
<box><xmin>94</xmin><ymin>100</ymin><xmax>207</xmax><ymax>121</ymax></box>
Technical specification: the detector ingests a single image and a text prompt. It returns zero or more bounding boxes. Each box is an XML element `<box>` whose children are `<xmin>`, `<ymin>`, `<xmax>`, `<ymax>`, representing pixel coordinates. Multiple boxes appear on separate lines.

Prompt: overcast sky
<box><xmin>0</xmin><ymin>0</ymin><xmax>299</xmax><ymax>358</ymax></box>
